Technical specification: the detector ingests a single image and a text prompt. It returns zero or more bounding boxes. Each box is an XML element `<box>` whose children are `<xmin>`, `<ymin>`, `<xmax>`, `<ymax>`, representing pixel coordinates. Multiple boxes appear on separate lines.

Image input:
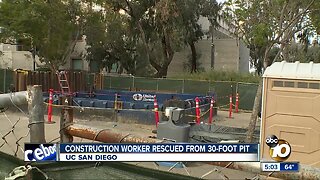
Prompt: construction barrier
<box><xmin>195</xmin><ymin>97</ymin><xmax>200</xmax><ymax>124</ymax></box>
<box><xmin>209</xmin><ymin>97</ymin><xmax>214</xmax><ymax>124</ymax></box>
<box><xmin>235</xmin><ymin>93</ymin><xmax>239</xmax><ymax>113</ymax></box>
<box><xmin>114</xmin><ymin>93</ymin><xmax>118</xmax><ymax>110</ymax></box>
<box><xmin>114</xmin><ymin>93</ymin><xmax>122</xmax><ymax>110</ymax></box>
<box><xmin>229</xmin><ymin>94</ymin><xmax>233</xmax><ymax>118</ymax></box>
<box><xmin>47</xmin><ymin>89</ymin><xmax>54</xmax><ymax>124</ymax></box>
<box><xmin>153</xmin><ymin>96</ymin><xmax>159</xmax><ymax>127</ymax></box>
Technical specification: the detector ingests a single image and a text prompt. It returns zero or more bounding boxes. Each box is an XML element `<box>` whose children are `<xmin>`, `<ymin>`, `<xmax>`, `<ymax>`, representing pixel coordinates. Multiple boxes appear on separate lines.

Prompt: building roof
<box><xmin>263</xmin><ymin>61</ymin><xmax>320</xmax><ymax>80</ymax></box>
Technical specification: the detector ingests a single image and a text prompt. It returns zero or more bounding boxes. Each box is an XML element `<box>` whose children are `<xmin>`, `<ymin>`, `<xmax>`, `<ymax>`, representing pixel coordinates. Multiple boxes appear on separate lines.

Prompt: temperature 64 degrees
<box><xmin>280</xmin><ymin>162</ymin><xmax>299</xmax><ymax>171</ymax></box>
<box><xmin>285</xmin><ymin>164</ymin><xmax>294</xmax><ymax>170</ymax></box>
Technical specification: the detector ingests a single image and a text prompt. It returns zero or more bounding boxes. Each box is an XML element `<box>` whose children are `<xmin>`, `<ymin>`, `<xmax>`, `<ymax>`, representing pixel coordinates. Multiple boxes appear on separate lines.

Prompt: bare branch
<box><xmin>274</xmin><ymin>0</ymin><xmax>315</xmax><ymax>43</ymax></box>
<box><xmin>124</xmin><ymin>0</ymin><xmax>135</xmax><ymax>18</ymax></box>
<box><xmin>278</xmin><ymin>0</ymin><xmax>289</xmax><ymax>30</ymax></box>
<box><xmin>272</xmin><ymin>42</ymin><xmax>285</xmax><ymax>64</ymax></box>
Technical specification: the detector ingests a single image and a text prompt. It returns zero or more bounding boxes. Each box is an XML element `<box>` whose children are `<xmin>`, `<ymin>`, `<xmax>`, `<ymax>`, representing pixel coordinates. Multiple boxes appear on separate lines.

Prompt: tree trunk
<box><xmin>137</xmin><ymin>21</ymin><xmax>152</xmax><ymax>68</ymax></box>
<box><xmin>189</xmin><ymin>41</ymin><xmax>197</xmax><ymax>73</ymax></box>
<box><xmin>246</xmin><ymin>45</ymin><xmax>272</xmax><ymax>143</ymax></box>
<box><xmin>156</xmin><ymin>65</ymin><xmax>168</xmax><ymax>78</ymax></box>
<box><xmin>154</xmin><ymin>33</ymin><xmax>174</xmax><ymax>78</ymax></box>
<box><xmin>245</xmin><ymin>80</ymin><xmax>262</xmax><ymax>143</ymax></box>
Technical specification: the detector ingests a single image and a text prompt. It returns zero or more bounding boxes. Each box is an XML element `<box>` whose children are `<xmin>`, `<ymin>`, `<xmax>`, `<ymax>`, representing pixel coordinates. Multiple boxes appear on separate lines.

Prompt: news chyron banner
<box><xmin>25</xmin><ymin>143</ymin><xmax>259</xmax><ymax>162</ymax></box>
<box><xmin>59</xmin><ymin>143</ymin><xmax>259</xmax><ymax>162</ymax></box>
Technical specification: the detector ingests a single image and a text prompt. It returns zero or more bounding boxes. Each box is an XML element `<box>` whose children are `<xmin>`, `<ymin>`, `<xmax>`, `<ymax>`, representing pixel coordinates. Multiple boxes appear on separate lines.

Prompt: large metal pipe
<box><xmin>67</xmin><ymin>124</ymin><xmax>160</xmax><ymax>143</ymax></box>
<box><xmin>0</xmin><ymin>91</ymin><xmax>28</xmax><ymax>109</ymax></box>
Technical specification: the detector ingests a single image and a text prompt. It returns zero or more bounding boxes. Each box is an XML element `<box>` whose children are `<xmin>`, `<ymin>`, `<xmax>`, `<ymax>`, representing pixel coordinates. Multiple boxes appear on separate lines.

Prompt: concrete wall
<box><xmin>60</xmin><ymin>40</ymin><xmax>89</xmax><ymax>71</ymax></box>
<box><xmin>197</xmin><ymin>39</ymin><xmax>212</xmax><ymax>71</ymax></box>
<box><xmin>239</xmin><ymin>40</ymin><xmax>250</xmax><ymax>73</ymax></box>
<box><xmin>213</xmin><ymin>39</ymin><xmax>239</xmax><ymax>71</ymax></box>
<box><xmin>0</xmin><ymin>51</ymin><xmax>13</xmax><ymax>69</ymax></box>
<box><xmin>11</xmin><ymin>51</ymin><xmax>34</xmax><ymax>70</ymax></box>
<box><xmin>167</xmin><ymin>38</ymin><xmax>250</xmax><ymax>76</ymax></box>
<box><xmin>0</xmin><ymin>43</ymin><xmax>42</xmax><ymax>70</ymax></box>
<box><xmin>167</xmin><ymin>39</ymin><xmax>212</xmax><ymax>77</ymax></box>
<box><xmin>167</xmin><ymin>46</ymin><xmax>189</xmax><ymax>76</ymax></box>
<box><xmin>167</xmin><ymin>16</ymin><xmax>250</xmax><ymax>76</ymax></box>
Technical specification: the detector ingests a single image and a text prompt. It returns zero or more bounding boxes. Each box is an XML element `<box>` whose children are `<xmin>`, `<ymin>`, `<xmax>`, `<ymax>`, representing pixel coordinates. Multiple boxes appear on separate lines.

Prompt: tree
<box><xmin>115</xmin><ymin>0</ymin><xmax>184</xmax><ymax>77</ymax></box>
<box><xmin>176</xmin><ymin>0</ymin><xmax>220</xmax><ymax>73</ymax></box>
<box><xmin>102</xmin><ymin>0</ymin><xmax>220</xmax><ymax>77</ymax></box>
<box><xmin>285</xmin><ymin>43</ymin><xmax>320</xmax><ymax>63</ymax></box>
<box><xmin>0</xmin><ymin>0</ymin><xmax>83</xmax><ymax>70</ymax></box>
<box><xmin>223</xmin><ymin>0</ymin><xmax>317</xmax><ymax>142</ymax></box>
<box><xmin>310</xmin><ymin>0</ymin><xmax>320</xmax><ymax>34</ymax></box>
<box><xmin>84</xmin><ymin>2</ymin><xmax>150</xmax><ymax>75</ymax></box>
<box><xmin>84</xmin><ymin>11</ymin><xmax>134</xmax><ymax>74</ymax></box>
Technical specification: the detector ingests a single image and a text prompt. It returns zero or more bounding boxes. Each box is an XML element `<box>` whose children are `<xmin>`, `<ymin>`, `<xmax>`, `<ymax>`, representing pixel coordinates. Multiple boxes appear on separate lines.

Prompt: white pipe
<box><xmin>0</xmin><ymin>91</ymin><xmax>28</xmax><ymax>109</ymax></box>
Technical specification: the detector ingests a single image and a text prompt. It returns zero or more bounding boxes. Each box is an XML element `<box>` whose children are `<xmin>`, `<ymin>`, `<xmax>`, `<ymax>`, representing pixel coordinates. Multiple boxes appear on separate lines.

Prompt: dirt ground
<box><xmin>0</xmin><ymin>107</ymin><xmax>271</xmax><ymax>180</ymax></box>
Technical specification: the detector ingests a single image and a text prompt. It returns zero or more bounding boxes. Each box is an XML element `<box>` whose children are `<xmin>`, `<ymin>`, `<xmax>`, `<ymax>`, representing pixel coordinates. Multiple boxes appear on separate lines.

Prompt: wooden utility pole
<box><xmin>59</xmin><ymin>95</ymin><xmax>73</xmax><ymax>143</ymax></box>
<box><xmin>27</xmin><ymin>85</ymin><xmax>46</xmax><ymax>143</ymax></box>
<box><xmin>60</xmin><ymin>107</ymin><xmax>73</xmax><ymax>143</ymax></box>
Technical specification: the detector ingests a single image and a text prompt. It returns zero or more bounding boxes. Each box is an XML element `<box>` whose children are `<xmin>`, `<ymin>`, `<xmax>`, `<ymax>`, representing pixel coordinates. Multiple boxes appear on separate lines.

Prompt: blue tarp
<box><xmin>44</xmin><ymin>90</ymin><xmax>216</xmax><ymax>111</ymax></box>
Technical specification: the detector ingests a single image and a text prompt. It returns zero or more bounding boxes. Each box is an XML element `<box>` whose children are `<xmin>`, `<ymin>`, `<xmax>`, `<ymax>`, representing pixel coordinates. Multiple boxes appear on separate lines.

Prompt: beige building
<box><xmin>60</xmin><ymin>38</ymin><xmax>89</xmax><ymax>71</ymax></box>
<box><xmin>0</xmin><ymin>38</ymin><xmax>89</xmax><ymax>71</ymax></box>
<box><xmin>167</xmin><ymin>17</ymin><xmax>250</xmax><ymax>76</ymax></box>
<box><xmin>213</xmin><ymin>38</ymin><xmax>249</xmax><ymax>72</ymax></box>
<box><xmin>261</xmin><ymin>61</ymin><xmax>320</xmax><ymax>167</ymax></box>
<box><xmin>0</xmin><ymin>43</ymin><xmax>43</xmax><ymax>70</ymax></box>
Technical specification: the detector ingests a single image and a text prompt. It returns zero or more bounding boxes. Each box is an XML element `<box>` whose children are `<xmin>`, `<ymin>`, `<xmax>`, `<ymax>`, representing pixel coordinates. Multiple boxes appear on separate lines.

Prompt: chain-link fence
<box><xmin>0</xmin><ymin>103</ymin><xmax>30</xmax><ymax>159</ymax></box>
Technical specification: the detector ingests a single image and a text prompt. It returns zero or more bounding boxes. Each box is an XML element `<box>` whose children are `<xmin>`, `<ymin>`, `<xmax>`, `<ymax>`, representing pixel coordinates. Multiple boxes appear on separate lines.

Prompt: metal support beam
<box><xmin>0</xmin><ymin>91</ymin><xmax>28</xmax><ymax>109</ymax></box>
<box><xmin>27</xmin><ymin>85</ymin><xmax>45</xmax><ymax>143</ymax></box>
<box><xmin>66</xmin><ymin>124</ymin><xmax>160</xmax><ymax>143</ymax></box>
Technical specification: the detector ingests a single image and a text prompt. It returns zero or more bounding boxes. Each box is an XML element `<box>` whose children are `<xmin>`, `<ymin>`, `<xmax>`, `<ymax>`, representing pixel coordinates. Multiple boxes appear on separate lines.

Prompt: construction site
<box><xmin>0</xmin><ymin>61</ymin><xmax>320</xmax><ymax>179</ymax></box>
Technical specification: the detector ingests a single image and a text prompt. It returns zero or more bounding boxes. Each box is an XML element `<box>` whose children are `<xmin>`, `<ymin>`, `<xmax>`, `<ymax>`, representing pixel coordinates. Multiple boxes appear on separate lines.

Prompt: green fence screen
<box><xmin>158</xmin><ymin>79</ymin><xmax>183</xmax><ymax>93</ymax></box>
<box><xmin>0</xmin><ymin>69</ymin><xmax>13</xmax><ymax>93</ymax></box>
<box><xmin>237</xmin><ymin>82</ymin><xmax>258</xmax><ymax>110</ymax></box>
<box><xmin>103</xmin><ymin>76</ymin><xmax>258</xmax><ymax>111</ymax></box>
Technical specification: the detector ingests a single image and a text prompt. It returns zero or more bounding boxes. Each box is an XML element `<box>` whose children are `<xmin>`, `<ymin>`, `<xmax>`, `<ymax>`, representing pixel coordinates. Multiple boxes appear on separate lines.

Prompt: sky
<box><xmin>216</xmin><ymin>0</ymin><xmax>226</xmax><ymax>3</ymax></box>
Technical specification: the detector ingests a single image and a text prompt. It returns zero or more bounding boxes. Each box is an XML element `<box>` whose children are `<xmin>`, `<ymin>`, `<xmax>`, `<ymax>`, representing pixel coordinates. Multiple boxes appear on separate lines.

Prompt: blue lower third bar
<box><xmin>279</xmin><ymin>162</ymin><xmax>299</xmax><ymax>172</ymax></box>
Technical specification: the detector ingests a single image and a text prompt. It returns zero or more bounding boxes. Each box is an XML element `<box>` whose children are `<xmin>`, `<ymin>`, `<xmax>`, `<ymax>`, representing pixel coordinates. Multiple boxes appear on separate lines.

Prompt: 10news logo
<box><xmin>266</xmin><ymin>135</ymin><xmax>291</xmax><ymax>162</ymax></box>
